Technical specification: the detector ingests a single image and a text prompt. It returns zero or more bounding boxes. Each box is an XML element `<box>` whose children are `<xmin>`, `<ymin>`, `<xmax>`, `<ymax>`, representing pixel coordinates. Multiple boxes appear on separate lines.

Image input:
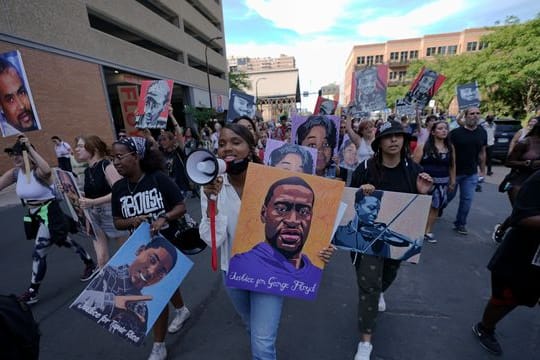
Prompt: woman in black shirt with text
<box><xmin>111</xmin><ymin>137</ymin><xmax>190</xmax><ymax>360</ymax></box>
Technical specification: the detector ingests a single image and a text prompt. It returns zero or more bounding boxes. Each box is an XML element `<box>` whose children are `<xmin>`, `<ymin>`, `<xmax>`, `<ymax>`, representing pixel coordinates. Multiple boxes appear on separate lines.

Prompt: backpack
<box><xmin>0</xmin><ymin>294</ymin><xmax>40</xmax><ymax>360</ymax></box>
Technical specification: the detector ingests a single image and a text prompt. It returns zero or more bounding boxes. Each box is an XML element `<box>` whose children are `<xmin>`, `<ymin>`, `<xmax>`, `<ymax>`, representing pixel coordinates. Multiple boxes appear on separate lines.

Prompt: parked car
<box><xmin>492</xmin><ymin>118</ymin><xmax>522</xmax><ymax>161</ymax></box>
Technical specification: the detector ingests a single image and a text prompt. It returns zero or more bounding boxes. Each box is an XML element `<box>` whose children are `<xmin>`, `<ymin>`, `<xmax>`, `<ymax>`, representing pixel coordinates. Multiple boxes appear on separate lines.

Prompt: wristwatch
<box><xmin>158</xmin><ymin>213</ymin><xmax>169</xmax><ymax>221</ymax></box>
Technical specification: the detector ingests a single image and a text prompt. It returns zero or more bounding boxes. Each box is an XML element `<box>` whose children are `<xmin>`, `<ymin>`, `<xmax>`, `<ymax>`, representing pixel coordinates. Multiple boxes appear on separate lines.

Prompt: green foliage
<box><xmin>400</xmin><ymin>18</ymin><xmax>540</xmax><ymax>119</ymax></box>
<box><xmin>229</xmin><ymin>71</ymin><xmax>251</xmax><ymax>91</ymax></box>
<box><xmin>183</xmin><ymin>105</ymin><xmax>215</xmax><ymax>128</ymax></box>
<box><xmin>386</xmin><ymin>84</ymin><xmax>409</xmax><ymax>108</ymax></box>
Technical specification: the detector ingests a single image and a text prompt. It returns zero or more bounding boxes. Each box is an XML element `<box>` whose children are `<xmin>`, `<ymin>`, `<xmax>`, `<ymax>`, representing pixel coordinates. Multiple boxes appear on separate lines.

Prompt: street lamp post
<box><xmin>255</xmin><ymin>77</ymin><xmax>267</xmax><ymax>111</ymax></box>
<box><xmin>205</xmin><ymin>36</ymin><xmax>223</xmax><ymax>111</ymax></box>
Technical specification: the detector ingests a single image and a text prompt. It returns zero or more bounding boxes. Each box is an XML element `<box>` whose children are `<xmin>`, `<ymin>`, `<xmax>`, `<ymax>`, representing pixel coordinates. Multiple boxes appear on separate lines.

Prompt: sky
<box><xmin>223</xmin><ymin>0</ymin><xmax>539</xmax><ymax>113</ymax></box>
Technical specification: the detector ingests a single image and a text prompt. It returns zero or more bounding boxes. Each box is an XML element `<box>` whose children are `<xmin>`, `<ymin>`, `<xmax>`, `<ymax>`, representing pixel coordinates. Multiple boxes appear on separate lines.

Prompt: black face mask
<box><xmin>226</xmin><ymin>157</ymin><xmax>250</xmax><ymax>175</ymax></box>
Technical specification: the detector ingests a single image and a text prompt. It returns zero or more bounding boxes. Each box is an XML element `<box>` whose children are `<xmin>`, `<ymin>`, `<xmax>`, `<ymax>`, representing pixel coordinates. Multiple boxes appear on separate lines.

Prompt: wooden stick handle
<box><xmin>22</xmin><ymin>150</ymin><xmax>31</xmax><ymax>183</ymax></box>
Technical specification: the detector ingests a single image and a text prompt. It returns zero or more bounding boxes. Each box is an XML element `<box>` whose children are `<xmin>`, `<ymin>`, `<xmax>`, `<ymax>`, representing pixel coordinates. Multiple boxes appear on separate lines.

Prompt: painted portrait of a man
<box><xmin>0</xmin><ymin>51</ymin><xmax>41</xmax><ymax>137</ymax></box>
<box><xmin>136</xmin><ymin>79</ymin><xmax>173</xmax><ymax>129</ymax></box>
<box><xmin>227</xmin><ymin>164</ymin><xmax>344</xmax><ymax>300</ymax></box>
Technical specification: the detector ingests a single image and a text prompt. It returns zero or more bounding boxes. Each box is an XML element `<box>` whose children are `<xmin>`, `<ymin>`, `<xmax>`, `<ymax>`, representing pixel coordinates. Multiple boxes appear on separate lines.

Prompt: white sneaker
<box><xmin>148</xmin><ymin>342</ymin><xmax>167</xmax><ymax>360</ymax></box>
<box><xmin>354</xmin><ymin>341</ymin><xmax>373</xmax><ymax>360</ymax></box>
<box><xmin>378</xmin><ymin>293</ymin><xmax>386</xmax><ymax>312</ymax></box>
<box><xmin>168</xmin><ymin>306</ymin><xmax>191</xmax><ymax>333</ymax></box>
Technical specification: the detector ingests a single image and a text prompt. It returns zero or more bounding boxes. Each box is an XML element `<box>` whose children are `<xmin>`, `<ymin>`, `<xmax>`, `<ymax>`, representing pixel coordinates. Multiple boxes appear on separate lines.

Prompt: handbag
<box><xmin>172</xmin><ymin>213</ymin><xmax>207</xmax><ymax>255</ymax></box>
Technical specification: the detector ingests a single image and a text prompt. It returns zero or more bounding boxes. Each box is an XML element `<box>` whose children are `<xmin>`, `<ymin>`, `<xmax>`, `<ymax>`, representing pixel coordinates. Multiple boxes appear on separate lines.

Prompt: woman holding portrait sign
<box><xmin>200</xmin><ymin>123</ymin><xmax>335</xmax><ymax>360</ymax></box>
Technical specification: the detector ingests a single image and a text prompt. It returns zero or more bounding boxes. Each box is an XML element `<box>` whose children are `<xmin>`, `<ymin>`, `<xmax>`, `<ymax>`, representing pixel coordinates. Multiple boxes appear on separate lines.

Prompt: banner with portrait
<box><xmin>404</xmin><ymin>67</ymin><xmax>446</xmax><ymax>109</ymax></box>
<box><xmin>395</xmin><ymin>98</ymin><xmax>417</xmax><ymax>117</ymax></box>
<box><xmin>332</xmin><ymin>188</ymin><xmax>431</xmax><ymax>263</ymax></box>
<box><xmin>291</xmin><ymin>114</ymin><xmax>340</xmax><ymax>155</ymax></box>
<box><xmin>135</xmin><ymin>79</ymin><xmax>174</xmax><ymax>129</ymax></box>
<box><xmin>0</xmin><ymin>50</ymin><xmax>42</xmax><ymax>137</ymax></box>
<box><xmin>54</xmin><ymin>168</ymin><xmax>93</xmax><ymax>234</ymax></box>
<box><xmin>456</xmin><ymin>82</ymin><xmax>481</xmax><ymax>110</ymax></box>
<box><xmin>264</xmin><ymin>139</ymin><xmax>318</xmax><ymax>174</ymax></box>
<box><xmin>226</xmin><ymin>163</ymin><xmax>345</xmax><ymax>300</ymax></box>
<box><xmin>227</xmin><ymin>89</ymin><xmax>256</xmax><ymax>122</ymax></box>
<box><xmin>349</xmin><ymin>64</ymin><xmax>388</xmax><ymax>118</ymax></box>
<box><xmin>70</xmin><ymin>222</ymin><xmax>193</xmax><ymax>345</ymax></box>
<box><xmin>313</xmin><ymin>96</ymin><xmax>338</xmax><ymax>115</ymax></box>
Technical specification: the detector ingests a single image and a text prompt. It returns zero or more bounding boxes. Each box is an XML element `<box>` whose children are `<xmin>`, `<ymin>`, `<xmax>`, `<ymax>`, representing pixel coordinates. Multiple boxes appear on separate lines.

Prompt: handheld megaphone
<box><xmin>185</xmin><ymin>149</ymin><xmax>227</xmax><ymax>185</ymax></box>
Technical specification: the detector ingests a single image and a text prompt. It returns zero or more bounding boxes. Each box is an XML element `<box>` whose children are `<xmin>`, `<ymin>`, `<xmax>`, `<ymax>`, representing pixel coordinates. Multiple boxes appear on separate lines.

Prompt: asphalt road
<box><xmin>1</xmin><ymin>175</ymin><xmax>539</xmax><ymax>359</ymax></box>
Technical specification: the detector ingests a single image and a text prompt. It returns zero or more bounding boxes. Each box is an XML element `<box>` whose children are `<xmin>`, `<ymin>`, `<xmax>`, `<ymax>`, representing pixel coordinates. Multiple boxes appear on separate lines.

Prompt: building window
<box><xmin>447</xmin><ymin>45</ymin><xmax>458</xmax><ymax>55</ymax></box>
<box><xmin>467</xmin><ymin>41</ymin><xmax>478</xmax><ymax>51</ymax></box>
<box><xmin>366</xmin><ymin>56</ymin><xmax>374</xmax><ymax>66</ymax></box>
<box><xmin>389</xmin><ymin>72</ymin><xmax>396</xmax><ymax>80</ymax></box>
<box><xmin>478</xmin><ymin>41</ymin><xmax>488</xmax><ymax>50</ymax></box>
<box><xmin>357</xmin><ymin>56</ymin><xmax>365</xmax><ymax>65</ymax></box>
<box><xmin>400</xmin><ymin>51</ymin><xmax>408</xmax><ymax>62</ymax></box>
<box><xmin>398</xmin><ymin>71</ymin><xmax>407</xmax><ymax>81</ymax></box>
<box><xmin>390</xmin><ymin>52</ymin><xmax>399</xmax><ymax>61</ymax></box>
<box><xmin>409</xmin><ymin>50</ymin><xmax>418</xmax><ymax>59</ymax></box>
<box><xmin>426</xmin><ymin>47</ymin><xmax>436</xmax><ymax>56</ymax></box>
<box><xmin>375</xmin><ymin>55</ymin><xmax>384</xmax><ymax>63</ymax></box>
<box><xmin>437</xmin><ymin>46</ymin><xmax>446</xmax><ymax>55</ymax></box>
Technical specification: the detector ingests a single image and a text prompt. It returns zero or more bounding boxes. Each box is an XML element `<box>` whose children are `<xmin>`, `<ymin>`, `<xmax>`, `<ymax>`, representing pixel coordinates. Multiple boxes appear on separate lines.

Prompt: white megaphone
<box><xmin>185</xmin><ymin>149</ymin><xmax>227</xmax><ymax>185</ymax></box>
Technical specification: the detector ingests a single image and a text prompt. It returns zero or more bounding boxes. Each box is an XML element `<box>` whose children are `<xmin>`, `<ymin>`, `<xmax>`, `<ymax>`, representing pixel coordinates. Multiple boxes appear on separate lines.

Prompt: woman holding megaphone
<box><xmin>199</xmin><ymin>123</ymin><xmax>334</xmax><ymax>360</ymax></box>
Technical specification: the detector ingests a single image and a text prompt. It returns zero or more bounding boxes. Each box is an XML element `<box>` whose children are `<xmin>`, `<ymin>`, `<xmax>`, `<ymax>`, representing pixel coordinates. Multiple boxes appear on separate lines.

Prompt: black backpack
<box><xmin>0</xmin><ymin>294</ymin><xmax>40</xmax><ymax>360</ymax></box>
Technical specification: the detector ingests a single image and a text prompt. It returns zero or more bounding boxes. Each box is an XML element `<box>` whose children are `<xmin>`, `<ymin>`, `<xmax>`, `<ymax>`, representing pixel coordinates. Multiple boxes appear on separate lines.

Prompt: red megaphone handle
<box><xmin>209</xmin><ymin>199</ymin><xmax>217</xmax><ymax>271</ymax></box>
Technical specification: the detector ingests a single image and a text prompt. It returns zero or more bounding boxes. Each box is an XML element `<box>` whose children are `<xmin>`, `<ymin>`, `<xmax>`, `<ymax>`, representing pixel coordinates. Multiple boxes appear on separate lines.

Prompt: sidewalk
<box><xmin>0</xmin><ymin>183</ymin><xmax>19</xmax><ymax>208</ymax></box>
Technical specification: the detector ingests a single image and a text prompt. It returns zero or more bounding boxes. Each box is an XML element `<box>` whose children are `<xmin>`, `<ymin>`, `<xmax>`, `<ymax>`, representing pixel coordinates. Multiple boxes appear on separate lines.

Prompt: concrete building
<box><xmin>228</xmin><ymin>54</ymin><xmax>295</xmax><ymax>72</ymax></box>
<box><xmin>228</xmin><ymin>54</ymin><xmax>300</xmax><ymax>121</ymax></box>
<box><xmin>344</xmin><ymin>27</ymin><xmax>491</xmax><ymax>105</ymax></box>
<box><xmin>0</xmin><ymin>0</ymin><xmax>227</xmax><ymax>173</ymax></box>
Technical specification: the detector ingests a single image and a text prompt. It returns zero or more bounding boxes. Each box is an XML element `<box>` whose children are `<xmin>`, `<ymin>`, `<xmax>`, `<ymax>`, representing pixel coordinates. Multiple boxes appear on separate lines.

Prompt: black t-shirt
<box><xmin>111</xmin><ymin>170</ymin><xmax>184</xmax><ymax>240</ymax></box>
<box><xmin>351</xmin><ymin>158</ymin><xmax>423</xmax><ymax>194</ymax></box>
<box><xmin>162</xmin><ymin>148</ymin><xmax>190</xmax><ymax>191</ymax></box>
<box><xmin>84</xmin><ymin>159</ymin><xmax>112</xmax><ymax>199</ymax></box>
<box><xmin>450</xmin><ymin>126</ymin><xmax>487</xmax><ymax>176</ymax></box>
<box><xmin>487</xmin><ymin>170</ymin><xmax>540</xmax><ymax>305</ymax></box>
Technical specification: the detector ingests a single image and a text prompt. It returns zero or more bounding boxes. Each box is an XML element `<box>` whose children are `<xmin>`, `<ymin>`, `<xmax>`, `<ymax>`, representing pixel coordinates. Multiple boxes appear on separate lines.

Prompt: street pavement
<box><xmin>1</xmin><ymin>164</ymin><xmax>539</xmax><ymax>360</ymax></box>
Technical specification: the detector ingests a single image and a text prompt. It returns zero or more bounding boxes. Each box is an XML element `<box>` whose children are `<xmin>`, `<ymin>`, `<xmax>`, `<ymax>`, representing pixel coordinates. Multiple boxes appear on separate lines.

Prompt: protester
<box><xmin>472</xmin><ymin>169</ymin><xmax>540</xmax><ymax>356</ymax></box>
<box><xmin>346</xmin><ymin>117</ymin><xmax>375</xmax><ymax>164</ymax></box>
<box><xmin>158</xmin><ymin>131</ymin><xmax>192</xmax><ymax>199</ymax></box>
<box><xmin>233</xmin><ymin>115</ymin><xmax>259</xmax><ymax>143</ymax></box>
<box><xmin>211</xmin><ymin>122</ymin><xmax>222</xmax><ymax>154</ymax></box>
<box><xmin>481</xmin><ymin>115</ymin><xmax>496</xmax><ymax>176</ymax></box>
<box><xmin>273</xmin><ymin>115</ymin><xmax>287</xmax><ymax>141</ymax></box>
<box><xmin>51</xmin><ymin>135</ymin><xmax>74</xmax><ymax>173</ymax></box>
<box><xmin>182</xmin><ymin>127</ymin><xmax>200</xmax><ymax>156</ymax></box>
<box><xmin>447</xmin><ymin>107</ymin><xmax>487</xmax><ymax>235</ymax></box>
<box><xmin>199</xmin><ymin>123</ymin><xmax>334</xmax><ymax>359</ymax></box>
<box><xmin>74</xmin><ymin>135</ymin><xmax>128</xmax><ymax>268</ymax></box>
<box><xmin>349</xmin><ymin>121</ymin><xmax>433</xmax><ymax>360</ymax></box>
<box><xmin>492</xmin><ymin>120</ymin><xmax>540</xmax><ymax>243</ymax></box>
<box><xmin>413</xmin><ymin>121</ymin><xmax>455</xmax><ymax>243</ymax></box>
<box><xmin>415</xmin><ymin>114</ymin><xmax>438</xmax><ymax>145</ymax></box>
<box><xmin>111</xmin><ymin>137</ymin><xmax>190</xmax><ymax>360</ymax></box>
<box><xmin>117</xmin><ymin>129</ymin><xmax>128</xmax><ymax>140</ymax></box>
<box><xmin>0</xmin><ymin>136</ymin><xmax>97</xmax><ymax>304</ymax></box>
<box><xmin>508</xmin><ymin>117</ymin><xmax>538</xmax><ymax>154</ymax></box>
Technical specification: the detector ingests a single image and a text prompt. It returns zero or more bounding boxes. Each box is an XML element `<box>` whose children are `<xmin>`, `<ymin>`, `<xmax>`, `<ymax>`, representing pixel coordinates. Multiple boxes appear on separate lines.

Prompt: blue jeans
<box><xmin>447</xmin><ymin>174</ymin><xmax>478</xmax><ymax>227</ymax></box>
<box><xmin>223</xmin><ymin>272</ymin><xmax>284</xmax><ymax>360</ymax></box>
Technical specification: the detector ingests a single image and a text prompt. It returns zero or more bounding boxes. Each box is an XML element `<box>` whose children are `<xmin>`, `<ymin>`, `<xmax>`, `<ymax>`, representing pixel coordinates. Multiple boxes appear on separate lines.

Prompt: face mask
<box><xmin>226</xmin><ymin>157</ymin><xmax>250</xmax><ymax>175</ymax></box>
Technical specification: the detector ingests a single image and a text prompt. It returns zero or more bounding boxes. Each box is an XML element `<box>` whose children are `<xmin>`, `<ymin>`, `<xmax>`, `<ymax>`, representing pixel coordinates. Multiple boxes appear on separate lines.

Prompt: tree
<box><xmin>183</xmin><ymin>105</ymin><xmax>215</xmax><ymax>128</ymax></box>
<box><xmin>400</xmin><ymin>17</ymin><xmax>540</xmax><ymax>118</ymax></box>
<box><xmin>229</xmin><ymin>71</ymin><xmax>251</xmax><ymax>91</ymax></box>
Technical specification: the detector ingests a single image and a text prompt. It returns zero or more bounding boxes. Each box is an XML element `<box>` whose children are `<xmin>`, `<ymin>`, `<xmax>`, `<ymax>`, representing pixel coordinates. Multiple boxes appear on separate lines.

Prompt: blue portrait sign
<box><xmin>70</xmin><ymin>222</ymin><xmax>193</xmax><ymax>345</ymax></box>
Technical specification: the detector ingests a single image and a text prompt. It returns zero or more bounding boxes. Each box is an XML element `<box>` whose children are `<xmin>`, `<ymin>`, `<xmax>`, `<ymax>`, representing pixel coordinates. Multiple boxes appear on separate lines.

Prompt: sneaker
<box><xmin>18</xmin><ymin>288</ymin><xmax>39</xmax><ymax>305</ymax></box>
<box><xmin>454</xmin><ymin>225</ymin><xmax>468</xmax><ymax>235</ymax></box>
<box><xmin>80</xmin><ymin>263</ymin><xmax>99</xmax><ymax>282</ymax></box>
<box><xmin>424</xmin><ymin>233</ymin><xmax>437</xmax><ymax>244</ymax></box>
<box><xmin>168</xmin><ymin>306</ymin><xmax>191</xmax><ymax>333</ymax></box>
<box><xmin>472</xmin><ymin>322</ymin><xmax>502</xmax><ymax>356</ymax></box>
<box><xmin>476</xmin><ymin>184</ymin><xmax>482</xmax><ymax>192</ymax></box>
<box><xmin>148</xmin><ymin>342</ymin><xmax>167</xmax><ymax>360</ymax></box>
<box><xmin>354</xmin><ymin>341</ymin><xmax>373</xmax><ymax>360</ymax></box>
<box><xmin>492</xmin><ymin>224</ymin><xmax>504</xmax><ymax>244</ymax></box>
<box><xmin>378</xmin><ymin>293</ymin><xmax>386</xmax><ymax>312</ymax></box>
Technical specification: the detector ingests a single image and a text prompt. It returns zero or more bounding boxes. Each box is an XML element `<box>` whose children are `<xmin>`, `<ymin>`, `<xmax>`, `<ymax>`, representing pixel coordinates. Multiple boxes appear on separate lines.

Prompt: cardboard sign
<box><xmin>0</xmin><ymin>50</ymin><xmax>42</xmax><ymax>137</ymax></box>
<box><xmin>333</xmin><ymin>188</ymin><xmax>431</xmax><ymax>263</ymax></box>
<box><xmin>227</xmin><ymin>89</ymin><xmax>256</xmax><ymax>122</ymax></box>
<box><xmin>135</xmin><ymin>80</ymin><xmax>174</xmax><ymax>129</ymax></box>
<box><xmin>404</xmin><ymin>67</ymin><xmax>446</xmax><ymax>109</ymax></box>
<box><xmin>226</xmin><ymin>164</ymin><xmax>344</xmax><ymax>300</ymax></box>
<box><xmin>264</xmin><ymin>139</ymin><xmax>318</xmax><ymax>174</ymax></box>
<box><xmin>349</xmin><ymin>65</ymin><xmax>388</xmax><ymax>117</ymax></box>
<box><xmin>70</xmin><ymin>222</ymin><xmax>193</xmax><ymax>345</ymax></box>
<box><xmin>456</xmin><ymin>82</ymin><xmax>481</xmax><ymax>110</ymax></box>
